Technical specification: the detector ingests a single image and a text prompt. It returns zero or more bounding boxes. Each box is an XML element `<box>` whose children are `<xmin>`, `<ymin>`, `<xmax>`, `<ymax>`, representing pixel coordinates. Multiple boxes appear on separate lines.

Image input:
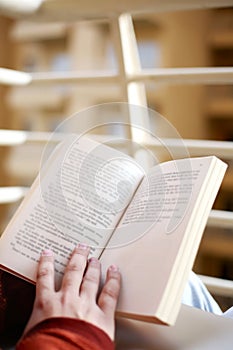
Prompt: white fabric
<box><xmin>183</xmin><ymin>272</ymin><xmax>222</xmax><ymax>314</ymax></box>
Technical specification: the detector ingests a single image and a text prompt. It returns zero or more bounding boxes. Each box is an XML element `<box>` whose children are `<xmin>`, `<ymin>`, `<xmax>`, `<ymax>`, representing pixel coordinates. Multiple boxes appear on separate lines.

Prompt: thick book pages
<box><xmin>100</xmin><ymin>155</ymin><xmax>227</xmax><ymax>325</ymax></box>
<box><xmin>0</xmin><ymin>135</ymin><xmax>227</xmax><ymax>326</ymax></box>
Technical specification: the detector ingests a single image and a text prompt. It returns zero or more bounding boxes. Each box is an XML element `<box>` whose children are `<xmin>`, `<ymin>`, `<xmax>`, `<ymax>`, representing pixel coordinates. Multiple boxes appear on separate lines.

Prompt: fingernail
<box><xmin>41</xmin><ymin>249</ymin><xmax>53</xmax><ymax>256</ymax></box>
<box><xmin>78</xmin><ymin>243</ymin><xmax>88</xmax><ymax>250</ymax></box>
<box><xmin>109</xmin><ymin>264</ymin><xmax>119</xmax><ymax>272</ymax></box>
<box><xmin>89</xmin><ymin>257</ymin><xmax>99</xmax><ymax>264</ymax></box>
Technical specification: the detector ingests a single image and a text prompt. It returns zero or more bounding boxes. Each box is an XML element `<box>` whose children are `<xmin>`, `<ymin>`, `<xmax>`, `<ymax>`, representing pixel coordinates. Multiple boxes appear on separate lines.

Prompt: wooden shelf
<box><xmin>11</xmin><ymin>21</ymin><xmax>68</xmax><ymax>42</ymax></box>
<box><xmin>7</xmin><ymin>86</ymin><xmax>68</xmax><ymax>110</ymax></box>
<box><xmin>199</xmin><ymin>231</ymin><xmax>233</xmax><ymax>260</ymax></box>
<box><xmin>222</xmin><ymin>169</ymin><xmax>233</xmax><ymax>191</ymax></box>
<box><xmin>208</xmin><ymin>30</ymin><xmax>233</xmax><ymax>48</ymax></box>
<box><xmin>1</xmin><ymin>0</ymin><xmax>232</xmax><ymax>20</ymax></box>
<box><xmin>208</xmin><ymin>8</ymin><xmax>233</xmax><ymax>48</ymax></box>
<box><xmin>205</xmin><ymin>97</ymin><xmax>233</xmax><ymax>117</ymax></box>
<box><xmin>5</xmin><ymin>144</ymin><xmax>44</xmax><ymax>182</ymax></box>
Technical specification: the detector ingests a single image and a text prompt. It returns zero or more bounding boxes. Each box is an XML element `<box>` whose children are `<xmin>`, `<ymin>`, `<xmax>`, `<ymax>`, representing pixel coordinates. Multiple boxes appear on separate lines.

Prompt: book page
<box><xmin>0</xmin><ymin>136</ymin><xmax>144</xmax><ymax>286</ymax></box>
<box><xmin>100</xmin><ymin>156</ymin><xmax>226</xmax><ymax>321</ymax></box>
<box><xmin>103</xmin><ymin>156</ymin><xmax>199</xmax><ymax>247</ymax></box>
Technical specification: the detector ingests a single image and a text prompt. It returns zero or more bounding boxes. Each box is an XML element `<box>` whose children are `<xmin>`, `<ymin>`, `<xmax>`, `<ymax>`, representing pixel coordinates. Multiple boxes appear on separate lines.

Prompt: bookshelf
<box><xmin>193</xmin><ymin>8</ymin><xmax>233</xmax><ymax>309</ymax></box>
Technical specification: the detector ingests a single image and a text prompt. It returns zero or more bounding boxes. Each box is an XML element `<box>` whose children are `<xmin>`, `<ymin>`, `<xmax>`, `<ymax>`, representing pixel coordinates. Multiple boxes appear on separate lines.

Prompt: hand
<box><xmin>23</xmin><ymin>244</ymin><xmax>121</xmax><ymax>340</ymax></box>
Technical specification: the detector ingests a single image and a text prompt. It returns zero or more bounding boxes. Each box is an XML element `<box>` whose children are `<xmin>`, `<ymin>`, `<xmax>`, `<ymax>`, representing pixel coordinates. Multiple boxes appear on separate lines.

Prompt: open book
<box><xmin>0</xmin><ymin>135</ymin><xmax>227</xmax><ymax>325</ymax></box>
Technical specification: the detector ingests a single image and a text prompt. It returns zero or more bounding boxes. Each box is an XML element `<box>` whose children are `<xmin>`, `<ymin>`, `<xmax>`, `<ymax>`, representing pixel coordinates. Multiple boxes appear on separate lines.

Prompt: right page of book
<box><xmin>100</xmin><ymin>156</ymin><xmax>227</xmax><ymax>324</ymax></box>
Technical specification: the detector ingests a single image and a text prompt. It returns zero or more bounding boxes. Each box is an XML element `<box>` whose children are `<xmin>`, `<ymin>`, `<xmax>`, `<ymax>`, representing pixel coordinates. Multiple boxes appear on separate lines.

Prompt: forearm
<box><xmin>16</xmin><ymin>317</ymin><xmax>114</xmax><ymax>350</ymax></box>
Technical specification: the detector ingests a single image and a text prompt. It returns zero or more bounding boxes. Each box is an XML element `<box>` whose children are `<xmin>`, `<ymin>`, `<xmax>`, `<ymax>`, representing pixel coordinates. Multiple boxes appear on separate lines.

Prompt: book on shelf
<box><xmin>0</xmin><ymin>135</ymin><xmax>227</xmax><ymax>325</ymax></box>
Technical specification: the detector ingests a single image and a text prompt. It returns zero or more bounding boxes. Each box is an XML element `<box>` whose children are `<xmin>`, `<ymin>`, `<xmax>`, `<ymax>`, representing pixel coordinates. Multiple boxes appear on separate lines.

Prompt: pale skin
<box><xmin>23</xmin><ymin>243</ymin><xmax>121</xmax><ymax>341</ymax></box>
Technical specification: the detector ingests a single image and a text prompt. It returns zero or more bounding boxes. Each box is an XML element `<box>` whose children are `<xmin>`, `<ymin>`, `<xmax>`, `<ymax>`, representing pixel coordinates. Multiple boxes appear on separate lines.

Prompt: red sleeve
<box><xmin>16</xmin><ymin>317</ymin><xmax>114</xmax><ymax>350</ymax></box>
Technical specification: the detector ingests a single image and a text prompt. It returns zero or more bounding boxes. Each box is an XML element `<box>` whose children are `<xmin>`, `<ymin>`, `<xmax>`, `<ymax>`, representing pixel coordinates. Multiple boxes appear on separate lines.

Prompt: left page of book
<box><xmin>0</xmin><ymin>136</ymin><xmax>144</xmax><ymax>286</ymax></box>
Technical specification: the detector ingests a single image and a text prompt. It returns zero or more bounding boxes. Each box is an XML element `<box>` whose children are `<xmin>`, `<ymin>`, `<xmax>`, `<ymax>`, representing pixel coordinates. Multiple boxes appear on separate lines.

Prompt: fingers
<box><xmin>36</xmin><ymin>250</ymin><xmax>55</xmax><ymax>297</ymax></box>
<box><xmin>80</xmin><ymin>257</ymin><xmax>101</xmax><ymax>300</ymax></box>
<box><xmin>36</xmin><ymin>245</ymin><xmax>120</xmax><ymax>319</ymax></box>
<box><xmin>98</xmin><ymin>265</ymin><xmax>121</xmax><ymax>316</ymax></box>
<box><xmin>61</xmin><ymin>243</ymin><xmax>89</xmax><ymax>293</ymax></box>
